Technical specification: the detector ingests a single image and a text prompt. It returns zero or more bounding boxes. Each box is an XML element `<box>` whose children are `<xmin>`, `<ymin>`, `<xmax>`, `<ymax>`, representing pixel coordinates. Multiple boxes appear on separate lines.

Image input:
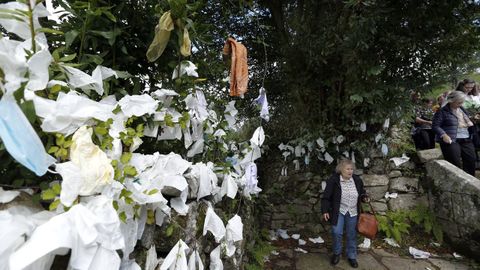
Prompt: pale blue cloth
<box><xmin>0</xmin><ymin>95</ymin><xmax>55</xmax><ymax>176</ymax></box>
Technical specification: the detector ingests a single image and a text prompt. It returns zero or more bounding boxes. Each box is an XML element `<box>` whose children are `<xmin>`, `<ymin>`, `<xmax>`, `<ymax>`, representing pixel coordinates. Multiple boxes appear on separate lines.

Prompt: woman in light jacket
<box><xmin>432</xmin><ymin>91</ymin><xmax>476</xmax><ymax>175</ymax></box>
<box><xmin>321</xmin><ymin>159</ymin><xmax>369</xmax><ymax>268</ymax></box>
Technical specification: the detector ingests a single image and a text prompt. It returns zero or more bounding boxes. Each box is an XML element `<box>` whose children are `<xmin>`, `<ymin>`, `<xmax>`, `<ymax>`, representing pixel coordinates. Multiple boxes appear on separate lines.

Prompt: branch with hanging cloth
<box><xmin>222</xmin><ymin>37</ymin><xmax>249</xmax><ymax>97</ymax></box>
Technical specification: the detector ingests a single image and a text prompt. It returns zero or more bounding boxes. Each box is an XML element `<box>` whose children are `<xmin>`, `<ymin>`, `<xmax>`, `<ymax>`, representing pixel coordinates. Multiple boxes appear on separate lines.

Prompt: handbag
<box><xmin>357</xmin><ymin>201</ymin><xmax>378</xmax><ymax>239</ymax></box>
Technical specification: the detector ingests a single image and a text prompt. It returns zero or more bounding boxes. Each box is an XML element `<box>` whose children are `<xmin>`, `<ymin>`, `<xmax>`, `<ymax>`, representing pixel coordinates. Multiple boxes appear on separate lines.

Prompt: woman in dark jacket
<box><xmin>432</xmin><ymin>91</ymin><xmax>476</xmax><ymax>175</ymax></box>
<box><xmin>321</xmin><ymin>159</ymin><xmax>368</xmax><ymax>268</ymax></box>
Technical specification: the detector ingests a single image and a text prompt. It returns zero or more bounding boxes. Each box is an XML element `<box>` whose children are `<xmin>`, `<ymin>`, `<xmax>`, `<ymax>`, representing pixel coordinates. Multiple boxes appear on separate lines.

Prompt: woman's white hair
<box><xmin>335</xmin><ymin>159</ymin><xmax>355</xmax><ymax>173</ymax></box>
<box><xmin>446</xmin><ymin>91</ymin><xmax>466</xmax><ymax>104</ymax></box>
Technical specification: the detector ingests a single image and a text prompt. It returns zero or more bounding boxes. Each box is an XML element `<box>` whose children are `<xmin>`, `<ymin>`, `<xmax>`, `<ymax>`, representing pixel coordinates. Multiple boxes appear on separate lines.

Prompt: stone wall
<box><xmin>259</xmin><ymin>149</ymin><xmax>428</xmax><ymax>235</ymax></box>
<box><xmin>260</xmin><ymin>146</ymin><xmax>480</xmax><ymax>259</ymax></box>
<box><xmin>426</xmin><ymin>159</ymin><xmax>480</xmax><ymax>258</ymax></box>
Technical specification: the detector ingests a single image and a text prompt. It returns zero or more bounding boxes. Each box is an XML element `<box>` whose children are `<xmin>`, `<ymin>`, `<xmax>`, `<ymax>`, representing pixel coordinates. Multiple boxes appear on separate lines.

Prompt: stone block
<box><xmin>272</xmin><ymin>212</ymin><xmax>292</xmax><ymax>220</ymax></box>
<box><xmin>431</xmin><ymin>191</ymin><xmax>452</xmax><ymax>220</ymax></box>
<box><xmin>390</xmin><ymin>160</ymin><xmax>416</xmax><ymax>171</ymax></box>
<box><xmin>362</xmin><ymin>174</ymin><xmax>389</xmax><ymax>187</ymax></box>
<box><xmin>389</xmin><ymin>177</ymin><xmax>419</xmax><ymax>193</ymax></box>
<box><xmin>381</xmin><ymin>257</ymin><xmax>432</xmax><ymax>270</ymax></box>
<box><xmin>365</xmin><ymin>185</ymin><xmax>389</xmax><ymax>201</ymax></box>
<box><xmin>354</xmin><ymin>169</ymin><xmax>364</xmax><ymax>175</ymax></box>
<box><xmin>426</xmin><ymin>160</ymin><xmax>480</xmax><ymax>195</ymax></box>
<box><xmin>438</xmin><ymin>218</ymin><xmax>461</xmax><ymax>238</ymax></box>
<box><xmin>369</xmin><ymin>202</ymin><xmax>388</xmax><ymax>213</ymax></box>
<box><xmin>417</xmin><ymin>148</ymin><xmax>443</xmax><ymax>163</ymax></box>
<box><xmin>369</xmin><ymin>159</ymin><xmax>387</xmax><ymax>174</ymax></box>
<box><xmin>387</xmin><ymin>194</ymin><xmax>428</xmax><ymax>211</ymax></box>
<box><xmin>428</xmin><ymin>258</ymin><xmax>470</xmax><ymax>270</ymax></box>
<box><xmin>388</xmin><ymin>170</ymin><xmax>402</xmax><ymax>178</ymax></box>
<box><xmin>292</xmin><ymin>204</ymin><xmax>313</xmax><ymax>215</ymax></box>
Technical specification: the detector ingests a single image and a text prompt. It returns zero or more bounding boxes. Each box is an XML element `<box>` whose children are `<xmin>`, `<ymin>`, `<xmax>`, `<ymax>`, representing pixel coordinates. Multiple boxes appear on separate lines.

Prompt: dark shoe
<box><xmin>330</xmin><ymin>254</ymin><xmax>340</xmax><ymax>265</ymax></box>
<box><xmin>348</xmin><ymin>258</ymin><xmax>358</xmax><ymax>268</ymax></box>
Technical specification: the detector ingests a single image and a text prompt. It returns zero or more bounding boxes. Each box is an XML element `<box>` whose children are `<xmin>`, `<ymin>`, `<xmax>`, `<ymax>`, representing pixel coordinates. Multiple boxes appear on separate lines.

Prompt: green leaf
<box><xmin>120</xmin><ymin>152</ymin><xmax>132</xmax><ymax>164</ymax></box>
<box><xmin>19</xmin><ymin>100</ymin><xmax>36</xmax><ymax>124</ymax></box>
<box><xmin>90</xmin><ymin>29</ymin><xmax>122</xmax><ymax>46</ymax></box>
<box><xmin>83</xmin><ymin>54</ymin><xmax>104</xmax><ymax>65</ymax></box>
<box><xmin>349</xmin><ymin>94</ymin><xmax>364</xmax><ymax>103</ymax></box>
<box><xmin>64</xmin><ymin>30</ymin><xmax>79</xmax><ymax>49</ymax></box>
<box><xmin>391</xmin><ymin>227</ymin><xmax>402</xmax><ymax>243</ymax></box>
<box><xmin>56</xmin><ymin>135</ymin><xmax>65</xmax><ymax>146</ymax></box>
<box><xmin>112</xmin><ymin>105</ymin><xmax>122</xmax><ymax>114</ymax></box>
<box><xmin>63</xmin><ymin>140</ymin><xmax>72</xmax><ymax>148</ymax></box>
<box><xmin>52</xmin><ymin>183</ymin><xmax>61</xmax><ymax>195</ymax></box>
<box><xmin>120</xmin><ymin>189</ymin><xmax>133</xmax><ymax>198</ymax></box>
<box><xmin>36</xmin><ymin>27</ymin><xmax>64</xmax><ymax>35</ymax></box>
<box><xmin>165</xmin><ymin>224</ymin><xmax>174</xmax><ymax>237</ymax></box>
<box><xmin>433</xmin><ymin>225</ymin><xmax>443</xmax><ymax>243</ymax></box>
<box><xmin>0</xmin><ymin>13</ymin><xmax>25</xmax><ymax>22</ymax></box>
<box><xmin>102</xmin><ymin>10</ymin><xmax>116</xmax><ymax>22</ymax></box>
<box><xmin>123</xmin><ymin>165</ymin><xmax>137</xmax><ymax>177</ymax></box>
<box><xmin>164</xmin><ymin>114</ymin><xmax>174</xmax><ymax>127</ymax></box>
<box><xmin>41</xmin><ymin>189</ymin><xmax>57</xmax><ymax>200</ymax></box>
<box><xmin>48</xmin><ymin>146</ymin><xmax>59</xmax><ymax>154</ymax></box>
<box><xmin>39</xmin><ymin>181</ymin><xmax>50</xmax><ymax>190</ymax></box>
<box><xmin>125</xmin><ymin>197</ymin><xmax>133</xmax><ymax>204</ymax></box>
<box><xmin>126</xmin><ymin>128</ymin><xmax>136</xmax><ymax>136</ymax></box>
<box><xmin>112</xmin><ymin>200</ymin><xmax>119</xmax><ymax>210</ymax></box>
<box><xmin>147</xmin><ymin>189</ymin><xmax>159</xmax><ymax>195</ymax></box>
<box><xmin>94</xmin><ymin>126</ymin><xmax>108</xmax><ymax>136</ymax></box>
<box><xmin>12</xmin><ymin>179</ymin><xmax>25</xmax><ymax>187</ymax></box>
<box><xmin>49</xmin><ymin>199</ymin><xmax>61</xmax><ymax>211</ymax></box>
<box><xmin>59</xmin><ymin>53</ymin><xmax>77</xmax><ymax>62</ymax></box>
<box><xmin>119</xmin><ymin>212</ymin><xmax>127</xmax><ymax>222</ymax></box>
<box><xmin>50</xmin><ymin>84</ymin><xmax>62</xmax><ymax>93</ymax></box>
<box><xmin>367</xmin><ymin>65</ymin><xmax>383</xmax><ymax>76</ymax></box>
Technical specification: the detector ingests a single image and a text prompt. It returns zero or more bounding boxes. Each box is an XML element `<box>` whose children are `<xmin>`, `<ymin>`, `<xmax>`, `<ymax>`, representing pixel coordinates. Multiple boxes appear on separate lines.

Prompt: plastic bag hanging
<box><xmin>0</xmin><ymin>95</ymin><xmax>55</xmax><ymax>176</ymax></box>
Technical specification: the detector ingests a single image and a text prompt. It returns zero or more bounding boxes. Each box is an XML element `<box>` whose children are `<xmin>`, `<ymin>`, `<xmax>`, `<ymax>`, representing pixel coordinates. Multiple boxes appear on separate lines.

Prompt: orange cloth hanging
<box><xmin>223</xmin><ymin>37</ymin><xmax>249</xmax><ymax>97</ymax></box>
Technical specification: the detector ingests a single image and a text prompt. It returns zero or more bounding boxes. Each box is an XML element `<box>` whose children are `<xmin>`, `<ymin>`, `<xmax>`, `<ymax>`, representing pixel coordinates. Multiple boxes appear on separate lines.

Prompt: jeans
<box><xmin>331</xmin><ymin>212</ymin><xmax>358</xmax><ymax>259</ymax></box>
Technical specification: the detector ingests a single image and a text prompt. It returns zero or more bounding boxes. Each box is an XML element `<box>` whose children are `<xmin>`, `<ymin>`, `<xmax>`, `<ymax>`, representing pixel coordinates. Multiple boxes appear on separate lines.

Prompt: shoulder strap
<box><xmin>361</xmin><ymin>201</ymin><xmax>377</xmax><ymax>216</ymax></box>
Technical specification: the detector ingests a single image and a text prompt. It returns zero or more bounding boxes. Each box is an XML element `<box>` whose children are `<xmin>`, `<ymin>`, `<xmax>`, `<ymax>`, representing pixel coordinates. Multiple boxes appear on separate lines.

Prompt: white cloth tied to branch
<box><xmin>203</xmin><ymin>206</ymin><xmax>226</xmax><ymax>243</ymax></box>
<box><xmin>250</xmin><ymin>126</ymin><xmax>265</xmax><ymax>147</ymax></box>
<box><xmin>254</xmin><ymin>87</ymin><xmax>269</xmax><ymax>121</ymax></box>
<box><xmin>160</xmin><ymin>240</ymin><xmax>189</xmax><ymax>270</ymax></box>
<box><xmin>209</xmin><ymin>245</ymin><xmax>223</xmax><ymax>270</ymax></box>
<box><xmin>9</xmin><ymin>196</ymin><xmax>124</xmax><ymax>270</ymax></box>
<box><xmin>58</xmin><ymin>126</ymin><xmax>114</xmax><ymax>206</ymax></box>
<box><xmin>31</xmin><ymin>91</ymin><xmax>115</xmax><ymax>135</ymax></box>
<box><xmin>172</xmin><ymin>61</ymin><xmax>199</xmax><ymax>79</ymax></box>
<box><xmin>0</xmin><ymin>206</ymin><xmax>55</xmax><ymax>270</ymax></box>
<box><xmin>220</xmin><ymin>173</ymin><xmax>238</xmax><ymax>199</ymax></box>
<box><xmin>190</xmin><ymin>162</ymin><xmax>219</xmax><ymax>200</ymax></box>
<box><xmin>187</xmin><ymin>249</ymin><xmax>204</xmax><ymax>270</ymax></box>
<box><xmin>184</xmin><ymin>90</ymin><xmax>209</xmax><ymax>122</ymax></box>
<box><xmin>63</xmin><ymin>65</ymin><xmax>119</xmax><ymax>96</ymax></box>
<box><xmin>118</xmin><ymin>94</ymin><xmax>159</xmax><ymax>117</ymax></box>
<box><xmin>225</xmin><ymin>215</ymin><xmax>243</xmax><ymax>257</ymax></box>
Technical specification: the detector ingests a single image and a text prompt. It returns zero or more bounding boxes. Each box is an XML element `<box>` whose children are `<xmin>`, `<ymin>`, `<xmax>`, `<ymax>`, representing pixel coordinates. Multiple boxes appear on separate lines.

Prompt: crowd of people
<box><xmin>412</xmin><ymin>78</ymin><xmax>480</xmax><ymax>176</ymax></box>
<box><xmin>320</xmin><ymin>80</ymin><xmax>480</xmax><ymax>269</ymax></box>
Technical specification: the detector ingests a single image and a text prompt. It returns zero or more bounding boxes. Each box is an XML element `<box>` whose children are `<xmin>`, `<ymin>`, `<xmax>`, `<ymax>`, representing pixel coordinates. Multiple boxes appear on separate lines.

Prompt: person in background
<box><xmin>467</xmin><ymin>84</ymin><xmax>480</xmax><ymax>104</ymax></box>
<box><xmin>460</xmin><ymin>78</ymin><xmax>476</xmax><ymax>95</ymax></box>
<box><xmin>321</xmin><ymin>159</ymin><xmax>369</xmax><ymax>268</ymax></box>
<box><xmin>412</xmin><ymin>98</ymin><xmax>436</xmax><ymax>150</ymax></box>
<box><xmin>432</xmin><ymin>91</ymin><xmax>450</xmax><ymax>112</ymax></box>
<box><xmin>432</xmin><ymin>91</ymin><xmax>476</xmax><ymax>175</ymax></box>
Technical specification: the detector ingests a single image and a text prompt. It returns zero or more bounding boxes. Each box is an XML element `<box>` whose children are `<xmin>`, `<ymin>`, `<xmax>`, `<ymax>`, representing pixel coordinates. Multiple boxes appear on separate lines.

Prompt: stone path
<box><xmin>265</xmin><ymin>241</ymin><xmax>478</xmax><ymax>270</ymax></box>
